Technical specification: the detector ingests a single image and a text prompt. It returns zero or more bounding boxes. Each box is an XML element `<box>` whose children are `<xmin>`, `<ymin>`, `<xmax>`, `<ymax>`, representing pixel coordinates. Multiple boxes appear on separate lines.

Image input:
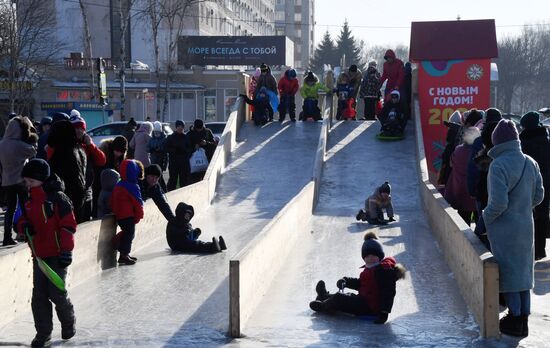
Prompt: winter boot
<box><xmin>31</xmin><ymin>334</ymin><xmax>51</xmax><ymax>347</ymax></box>
<box><xmin>212</xmin><ymin>237</ymin><xmax>222</xmax><ymax>252</ymax></box>
<box><xmin>218</xmin><ymin>236</ymin><xmax>227</xmax><ymax>250</ymax></box>
<box><xmin>118</xmin><ymin>254</ymin><xmax>136</xmax><ymax>265</ymax></box>
<box><xmin>499</xmin><ymin>313</ymin><xmax>524</xmax><ymax>337</ymax></box>
<box><xmin>2</xmin><ymin>237</ymin><xmax>17</xmax><ymax>247</ymax></box>
<box><xmin>356</xmin><ymin>210</ymin><xmax>365</xmax><ymax>221</ymax></box>
<box><xmin>61</xmin><ymin>323</ymin><xmax>76</xmax><ymax>340</ymax></box>
<box><xmin>128</xmin><ymin>255</ymin><xmax>138</xmax><ymax>261</ymax></box>
<box><xmin>521</xmin><ymin>315</ymin><xmax>529</xmax><ymax>337</ymax></box>
<box><xmin>309</xmin><ymin>300</ymin><xmax>327</xmax><ymax>312</ymax></box>
<box><xmin>315</xmin><ymin>280</ymin><xmax>330</xmax><ymax>301</ymax></box>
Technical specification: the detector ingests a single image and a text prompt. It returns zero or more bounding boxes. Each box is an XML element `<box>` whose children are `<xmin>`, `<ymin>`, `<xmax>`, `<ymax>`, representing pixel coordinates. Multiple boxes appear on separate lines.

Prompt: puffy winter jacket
<box><xmin>0</xmin><ymin>117</ymin><xmax>37</xmax><ymax>186</ymax></box>
<box><xmin>300</xmin><ymin>82</ymin><xmax>330</xmax><ymax>100</ymax></box>
<box><xmin>379</xmin><ymin>50</ymin><xmax>404</xmax><ymax>92</ymax></box>
<box><xmin>110</xmin><ymin>160</ymin><xmax>144</xmax><ymax>223</ymax></box>
<box><xmin>130</xmin><ymin>122</ymin><xmax>153</xmax><ymax>167</ymax></box>
<box><xmin>278</xmin><ymin>70</ymin><xmax>299</xmax><ymax>96</ymax></box>
<box><xmin>360</xmin><ymin>66</ymin><xmax>382</xmax><ymax>99</ymax></box>
<box><xmin>18</xmin><ymin>174</ymin><xmax>76</xmax><ymax>258</ymax></box>
<box><xmin>147</xmin><ymin>132</ymin><xmax>168</xmax><ymax>171</ymax></box>
<box><xmin>343</xmin><ymin>257</ymin><xmax>405</xmax><ymax>314</ymax></box>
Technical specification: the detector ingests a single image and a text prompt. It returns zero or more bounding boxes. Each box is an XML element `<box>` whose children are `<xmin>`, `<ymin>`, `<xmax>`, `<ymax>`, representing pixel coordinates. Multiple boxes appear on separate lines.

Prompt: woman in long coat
<box><xmin>483</xmin><ymin>119</ymin><xmax>544</xmax><ymax>337</ymax></box>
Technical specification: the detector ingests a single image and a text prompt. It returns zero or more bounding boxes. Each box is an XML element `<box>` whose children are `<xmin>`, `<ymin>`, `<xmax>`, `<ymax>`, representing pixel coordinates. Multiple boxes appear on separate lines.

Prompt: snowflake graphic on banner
<box><xmin>466</xmin><ymin>64</ymin><xmax>483</xmax><ymax>81</ymax></box>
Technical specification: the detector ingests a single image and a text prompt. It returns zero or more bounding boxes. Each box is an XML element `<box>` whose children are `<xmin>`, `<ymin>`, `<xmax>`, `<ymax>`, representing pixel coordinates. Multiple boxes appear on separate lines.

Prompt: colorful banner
<box><xmin>418</xmin><ymin>59</ymin><xmax>491</xmax><ymax>180</ymax></box>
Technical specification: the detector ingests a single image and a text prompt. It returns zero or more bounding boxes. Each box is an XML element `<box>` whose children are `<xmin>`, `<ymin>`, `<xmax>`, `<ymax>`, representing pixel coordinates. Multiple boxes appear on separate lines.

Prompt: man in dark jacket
<box><xmin>188</xmin><ymin>119</ymin><xmax>216</xmax><ymax>183</ymax></box>
<box><xmin>141</xmin><ymin>165</ymin><xmax>175</xmax><ymax>221</ymax></box>
<box><xmin>520</xmin><ymin>111</ymin><xmax>550</xmax><ymax>260</ymax></box>
<box><xmin>46</xmin><ymin>120</ymin><xmax>87</xmax><ymax>212</ymax></box>
<box><xmin>36</xmin><ymin>116</ymin><xmax>52</xmax><ymax>160</ymax></box>
<box><xmin>166</xmin><ymin>202</ymin><xmax>226</xmax><ymax>253</ymax></box>
<box><xmin>70</xmin><ymin>113</ymin><xmax>106</xmax><ymax>223</ymax></box>
<box><xmin>165</xmin><ymin>120</ymin><xmax>191</xmax><ymax>191</ymax></box>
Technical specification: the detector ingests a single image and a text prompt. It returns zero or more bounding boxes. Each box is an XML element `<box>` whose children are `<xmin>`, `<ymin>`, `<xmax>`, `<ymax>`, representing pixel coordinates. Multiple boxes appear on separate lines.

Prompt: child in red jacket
<box><xmin>110</xmin><ymin>159</ymin><xmax>144</xmax><ymax>265</ymax></box>
<box><xmin>18</xmin><ymin>159</ymin><xmax>77</xmax><ymax>347</ymax></box>
<box><xmin>277</xmin><ymin>68</ymin><xmax>299</xmax><ymax>122</ymax></box>
<box><xmin>309</xmin><ymin>232</ymin><xmax>405</xmax><ymax>324</ymax></box>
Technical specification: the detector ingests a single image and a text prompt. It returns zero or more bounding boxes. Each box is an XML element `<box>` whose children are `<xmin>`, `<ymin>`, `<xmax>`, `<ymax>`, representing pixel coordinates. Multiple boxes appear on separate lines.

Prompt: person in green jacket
<box><xmin>300</xmin><ymin>72</ymin><xmax>330</xmax><ymax>121</ymax></box>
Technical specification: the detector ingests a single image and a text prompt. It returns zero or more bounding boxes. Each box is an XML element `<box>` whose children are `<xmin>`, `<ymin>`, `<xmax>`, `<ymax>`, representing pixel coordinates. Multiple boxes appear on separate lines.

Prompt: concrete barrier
<box><xmin>413</xmin><ymin>99</ymin><xmax>499</xmax><ymax>338</ymax></box>
<box><xmin>229</xmin><ymin>182</ymin><xmax>314</xmax><ymax>337</ymax></box>
<box><xmin>229</xmin><ymin>96</ymin><xmax>332</xmax><ymax>337</ymax></box>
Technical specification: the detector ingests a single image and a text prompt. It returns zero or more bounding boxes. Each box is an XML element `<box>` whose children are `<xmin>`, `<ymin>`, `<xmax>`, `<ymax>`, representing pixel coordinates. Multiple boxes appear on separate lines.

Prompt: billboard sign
<box><xmin>417</xmin><ymin>59</ymin><xmax>491</xmax><ymax>178</ymax></box>
<box><xmin>178</xmin><ymin>36</ymin><xmax>293</xmax><ymax>66</ymax></box>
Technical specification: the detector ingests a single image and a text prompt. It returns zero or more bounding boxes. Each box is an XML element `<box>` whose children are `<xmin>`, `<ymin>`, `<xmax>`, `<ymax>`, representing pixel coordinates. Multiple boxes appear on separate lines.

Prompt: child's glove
<box><xmin>388</xmin><ymin>217</ymin><xmax>396</xmax><ymax>222</ymax></box>
<box><xmin>374</xmin><ymin>312</ymin><xmax>388</xmax><ymax>324</ymax></box>
<box><xmin>336</xmin><ymin>278</ymin><xmax>347</xmax><ymax>290</ymax></box>
<box><xmin>58</xmin><ymin>251</ymin><xmax>73</xmax><ymax>268</ymax></box>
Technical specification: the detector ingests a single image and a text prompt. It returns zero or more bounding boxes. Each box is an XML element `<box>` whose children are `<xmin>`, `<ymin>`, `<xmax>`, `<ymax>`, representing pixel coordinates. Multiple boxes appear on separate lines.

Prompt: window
<box><xmin>224</xmin><ymin>89</ymin><xmax>238</xmax><ymax>120</ymax></box>
<box><xmin>204</xmin><ymin>89</ymin><xmax>216</xmax><ymax>121</ymax></box>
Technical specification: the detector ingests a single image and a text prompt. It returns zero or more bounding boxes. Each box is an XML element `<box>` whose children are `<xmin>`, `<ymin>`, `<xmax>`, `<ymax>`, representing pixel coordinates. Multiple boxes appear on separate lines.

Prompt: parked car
<box><xmin>204</xmin><ymin>122</ymin><xmax>227</xmax><ymax>138</ymax></box>
<box><xmin>87</xmin><ymin>121</ymin><xmax>173</xmax><ymax>145</ymax></box>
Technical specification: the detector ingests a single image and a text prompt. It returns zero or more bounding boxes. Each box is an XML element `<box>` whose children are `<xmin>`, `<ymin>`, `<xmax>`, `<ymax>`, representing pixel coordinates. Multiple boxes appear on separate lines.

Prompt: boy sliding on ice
<box><xmin>356</xmin><ymin>181</ymin><xmax>396</xmax><ymax>225</ymax></box>
<box><xmin>309</xmin><ymin>232</ymin><xmax>406</xmax><ymax>324</ymax></box>
<box><xmin>18</xmin><ymin>159</ymin><xmax>76</xmax><ymax>347</ymax></box>
<box><xmin>166</xmin><ymin>202</ymin><xmax>227</xmax><ymax>253</ymax></box>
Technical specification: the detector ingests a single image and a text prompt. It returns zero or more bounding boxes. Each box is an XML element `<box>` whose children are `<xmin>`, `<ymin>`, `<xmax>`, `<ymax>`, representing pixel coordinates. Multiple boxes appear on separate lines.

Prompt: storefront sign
<box><xmin>41</xmin><ymin>101</ymin><xmax>121</xmax><ymax>111</ymax></box>
<box><xmin>418</xmin><ymin>59</ymin><xmax>491</xmax><ymax>176</ymax></box>
<box><xmin>178</xmin><ymin>36</ymin><xmax>293</xmax><ymax>66</ymax></box>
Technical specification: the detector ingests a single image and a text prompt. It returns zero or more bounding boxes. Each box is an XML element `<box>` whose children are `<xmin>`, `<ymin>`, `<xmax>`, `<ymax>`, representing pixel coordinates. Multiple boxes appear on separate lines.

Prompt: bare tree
<box><xmin>78</xmin><ymin>0</ymin><xmax>95</xmax><ymax>101</ymax></box>
<box><xmin>140</xmin><ymin>0</ymin><xmax>210</xmax><ymax>121</ymax></box>
<box><xmin>0</xmin><ymin>0</ymin><xmax>65</xmax><ymax>123</ymax></box>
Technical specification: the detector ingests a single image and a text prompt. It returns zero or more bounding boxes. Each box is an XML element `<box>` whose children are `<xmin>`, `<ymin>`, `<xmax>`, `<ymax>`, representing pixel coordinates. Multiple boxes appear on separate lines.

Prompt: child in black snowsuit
<box><xmin>240</xmin><ymin>87</ymin><xmax>272</xmax><ymax>126</ymax></box>
<box><xmin>166</xmin><ymin>202</ymin><xmax>227</xmax><ymax>253</ymax></box>
<box><xmin>356</xmin><ymin>181</ymin><xmax>395</xmax><ymax>225</ymax></box>
<box><xmin>18</xmin><ymin>159</ymin><xmax>77</xmax><ymax>347</ymax></box>
<box><xmin>309</xmin><ymin>232</ymin><xmax>406</xmax><ymax>324</ymax></box>
<box><xmin>378</xmin><ymin>90</ymin><xmax>407</xmax><ymax>137</ymax></box>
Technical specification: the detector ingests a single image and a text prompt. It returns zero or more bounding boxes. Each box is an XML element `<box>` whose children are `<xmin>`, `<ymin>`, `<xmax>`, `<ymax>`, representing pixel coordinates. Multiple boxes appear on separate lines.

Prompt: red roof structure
<box><xmin>410</xmin><ymin>19</ymin><xmax>498</xmax><ymax>61</ymax></box>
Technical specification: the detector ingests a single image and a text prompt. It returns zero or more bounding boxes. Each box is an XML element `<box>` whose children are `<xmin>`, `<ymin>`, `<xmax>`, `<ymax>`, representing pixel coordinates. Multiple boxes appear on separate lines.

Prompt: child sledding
<box><xmin>309</xmin><ymin>232</ymin><xmax>406</xmax><ymax>324</ymax></box>
<box><xmin>240</xmin><ymin>87</ymin><xmax>273</xmax><ymax>126</ymax></box>
<box><xmin>377</xmin><ymin>90</ymin><xmax>407</xmax><ymax>139</ymax></box>
<box><xmin>166</xmin><ymin>202</ymin><xmax>227</xmax><ymax>253</ymax></box>
<box><xmin>356</xmin><ymin>182</ymin><xmax>396</xmax><ymax>225</ymax></box>
<box><xmin>299</xmin><ymin>72</ymin><xmax>330</xmax><ymax>121</ymax></box>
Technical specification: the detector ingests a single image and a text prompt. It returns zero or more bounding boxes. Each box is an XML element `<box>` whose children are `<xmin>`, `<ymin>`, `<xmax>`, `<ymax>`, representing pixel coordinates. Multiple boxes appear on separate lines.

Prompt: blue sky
<box><xmin>314</xmin><ymin>0</ymin><xmax>549</xmax><ymax>47</ymax></box>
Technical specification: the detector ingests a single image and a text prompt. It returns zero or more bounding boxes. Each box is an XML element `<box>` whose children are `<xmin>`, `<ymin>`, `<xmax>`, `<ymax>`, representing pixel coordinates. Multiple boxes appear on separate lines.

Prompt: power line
<box><xmin>60</xmin><ymin>0</ymin><xmax>550</xmax><ymax>30</ymax></box>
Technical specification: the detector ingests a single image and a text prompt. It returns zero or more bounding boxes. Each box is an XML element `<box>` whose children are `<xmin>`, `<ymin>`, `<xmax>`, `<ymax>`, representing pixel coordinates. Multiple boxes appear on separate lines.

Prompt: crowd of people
<box><xmin>242</xmin><ymin>50</ymin><xmax>412</xmax><ymax>137</ymax></box>
<box><xmin>0</xmin><ymin>110</ymin><xmax>228</xmax><ymax>346</ymax></box>
<box><xmin>439</xmin><ymin>107</ymin><xmax>549</xmax><ymax>337</ymax></box>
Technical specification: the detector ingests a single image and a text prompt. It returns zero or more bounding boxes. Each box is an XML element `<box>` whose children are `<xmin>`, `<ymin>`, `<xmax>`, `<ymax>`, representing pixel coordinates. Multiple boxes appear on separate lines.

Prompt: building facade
<box><xmin>274</xmin><ymin>0</ymin><xmax>314</xmax><ymax>69</ymax></box>
<box><xmin>15</xmin><ymin>0</ymin><xmax>282</xmax><ymax>126</ymax></box>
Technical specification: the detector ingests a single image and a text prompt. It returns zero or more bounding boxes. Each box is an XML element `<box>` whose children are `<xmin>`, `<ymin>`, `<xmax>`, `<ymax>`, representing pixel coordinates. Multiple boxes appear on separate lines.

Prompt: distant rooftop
<box><xmin>410</xmin><ymin>19</ymin><xmax>498</xmax><ymax>61</ymax></box>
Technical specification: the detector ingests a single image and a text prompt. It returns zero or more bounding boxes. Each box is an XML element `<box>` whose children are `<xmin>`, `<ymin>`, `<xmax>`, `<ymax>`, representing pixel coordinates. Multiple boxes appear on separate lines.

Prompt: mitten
<box><xmin>374</xmin><ymin>312</ymin><xmax>388</xmax><ymax>324</ymax></box>
<box><xmin>59</xmin><ymin>251</ymin><xmax>73</xmax><ymax>268</ymax></box>
<box><xmin>336</xmin><ymin>278</ymin><xmax>347</xmax><ymax>290</ymax></box>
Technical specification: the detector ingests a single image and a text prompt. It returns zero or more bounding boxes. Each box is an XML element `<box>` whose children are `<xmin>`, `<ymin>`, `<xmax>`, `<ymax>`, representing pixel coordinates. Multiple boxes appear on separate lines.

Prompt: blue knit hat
<box><xmin>520</xmin><ymin>111</ymin><xmax>542</xmax><ymax>130</ymax></box>
<box><xmin>361</xmin><ymin>232</ymin><xmax>385</xmax><ymax>260</ymax></box>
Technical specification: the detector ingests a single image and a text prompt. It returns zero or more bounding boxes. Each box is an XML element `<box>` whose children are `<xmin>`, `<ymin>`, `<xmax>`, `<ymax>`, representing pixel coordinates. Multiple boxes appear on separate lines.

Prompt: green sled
<box><xmin>376</xmin><ymin>133</ymin><xmax>405</xmax><ymax>141</ymax></box>
<box><xmin>26</xmin><ymin>230</ymin><xmax>66</xmax><ymax>292</ymax></box>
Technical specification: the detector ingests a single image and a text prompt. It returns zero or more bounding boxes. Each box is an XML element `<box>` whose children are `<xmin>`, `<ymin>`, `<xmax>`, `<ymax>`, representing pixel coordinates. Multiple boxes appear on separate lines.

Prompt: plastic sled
<box><xmin>376</xmin><ymin>133</ymin><xmax>405</xmax><ymax>141</ymax></box>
